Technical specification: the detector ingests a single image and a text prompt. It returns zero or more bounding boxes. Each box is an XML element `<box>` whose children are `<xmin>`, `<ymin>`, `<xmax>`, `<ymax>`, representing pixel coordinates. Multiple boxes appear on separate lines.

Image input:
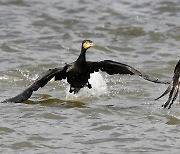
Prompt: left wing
<box><xmin>2</xmin><ymin>67</ymin><xmax>67</xmax><ymax>103</ymax></box>
<box><xmin>155</xmin><ymin>60</ymin><xmax>180</xmax><ymax>109</ymax></box>
<box><xmin>87</xmin><ymin>60</ymin><xmax>170</xmax><ymax>84</ymax></box>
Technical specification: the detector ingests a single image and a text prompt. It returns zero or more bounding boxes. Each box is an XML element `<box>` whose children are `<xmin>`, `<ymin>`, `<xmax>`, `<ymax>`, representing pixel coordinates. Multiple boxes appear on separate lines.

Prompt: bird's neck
<box><xmin>76</xmin><ymin>47</ymin><xmax>87</xmax><ymax>65</ymax></box>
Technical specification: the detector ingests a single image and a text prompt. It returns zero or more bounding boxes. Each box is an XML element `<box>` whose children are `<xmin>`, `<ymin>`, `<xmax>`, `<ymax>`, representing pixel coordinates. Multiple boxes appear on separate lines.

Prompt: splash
<box><xmin>65</xmin><ymin>72</ymin><xmax>108</xmax><ymax>100</ymax></box>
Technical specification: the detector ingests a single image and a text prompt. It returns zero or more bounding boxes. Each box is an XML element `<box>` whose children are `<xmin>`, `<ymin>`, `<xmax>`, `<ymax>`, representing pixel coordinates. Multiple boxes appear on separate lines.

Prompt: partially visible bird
<box><xmin>2</xmin><ymin>40</ymin><xmax>169</xmax><ymax>103</ymax></box>
<box><xmin>155</xmin><ymin>60</ymin><xmax>180</xmax><ymax>109</ymax></box>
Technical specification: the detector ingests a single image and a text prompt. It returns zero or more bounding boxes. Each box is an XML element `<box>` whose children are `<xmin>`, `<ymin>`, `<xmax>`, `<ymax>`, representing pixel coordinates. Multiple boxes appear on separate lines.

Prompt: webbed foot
<box><xmin>69</xmin><ymin>87</ymin><xmax>80</xmax><ymax>94</ymax></box>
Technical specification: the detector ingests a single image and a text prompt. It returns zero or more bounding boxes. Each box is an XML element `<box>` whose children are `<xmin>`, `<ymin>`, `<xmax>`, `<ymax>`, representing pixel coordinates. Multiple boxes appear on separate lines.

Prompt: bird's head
<box><xmin>82</xmin><ymin>40</ymin><xmax>93</xmax><ymax>50</ymax></box>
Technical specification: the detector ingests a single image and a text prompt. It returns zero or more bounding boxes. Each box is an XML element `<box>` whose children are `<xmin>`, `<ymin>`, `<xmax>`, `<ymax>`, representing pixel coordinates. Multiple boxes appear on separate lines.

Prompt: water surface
<box><xmin>0</xmin><ymin>0</ymin><xmax>180</xmax><ymax>153</ymax></box>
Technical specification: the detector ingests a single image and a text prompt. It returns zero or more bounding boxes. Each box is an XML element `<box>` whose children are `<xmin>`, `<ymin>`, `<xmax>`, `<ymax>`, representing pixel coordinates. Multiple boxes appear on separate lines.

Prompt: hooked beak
<box><xmin>89</xmin><ymin>42</ymin><xmax>94</xmax><ymax>47</ymax></box>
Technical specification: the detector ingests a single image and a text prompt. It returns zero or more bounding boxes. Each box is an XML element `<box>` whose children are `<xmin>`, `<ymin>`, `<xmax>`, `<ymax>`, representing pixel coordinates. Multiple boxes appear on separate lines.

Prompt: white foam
<box><xmin>65</xmin><ymin>72</ymin><xmax>108</xmax><ymax>100</ymax></box>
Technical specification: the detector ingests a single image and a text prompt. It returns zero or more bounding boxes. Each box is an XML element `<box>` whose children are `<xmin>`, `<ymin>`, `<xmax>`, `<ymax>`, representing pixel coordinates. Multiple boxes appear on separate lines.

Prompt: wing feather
<box><xmin>2</xmin><ymin>67</ymin><xmax>67</xmax><ymax>103</ymax></box>
<box><xmin>87</xmin><ymin>60</ymin><xmax>170</xmax><ymax>84</ymax></box>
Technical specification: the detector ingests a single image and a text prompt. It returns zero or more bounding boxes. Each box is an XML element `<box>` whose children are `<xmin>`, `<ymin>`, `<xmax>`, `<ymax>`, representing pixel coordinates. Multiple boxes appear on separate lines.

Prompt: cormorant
<box><xmin>2</xmin><ymin>40</ymin><xmax>170</xmax><ymax>103</ymax></box>
<box><xmin>155</xmin><ymin>60</ymin><xmax>180</xmax><ymax>109</ymax></box>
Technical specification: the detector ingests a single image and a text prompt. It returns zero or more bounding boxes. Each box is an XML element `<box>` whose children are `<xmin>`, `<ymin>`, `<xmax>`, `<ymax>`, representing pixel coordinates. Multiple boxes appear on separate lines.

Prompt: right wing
<box><xmin>2</xmin><ymin>66</ymin><xmax>67</xmax><ymax>103</ymax></box>
<box><xmin>155</xmin><ymin>60</ymin><xmax>180</xmax><ymax>109</ymax></box>
<box><xmin>87</xmin><ymin>60</ymin><xmax>170</xmax><ymax>84</ymax></box>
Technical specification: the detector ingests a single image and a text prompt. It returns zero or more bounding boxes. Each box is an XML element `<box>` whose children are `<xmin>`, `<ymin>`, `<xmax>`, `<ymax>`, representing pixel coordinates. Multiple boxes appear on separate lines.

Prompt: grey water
<box><xmin>0</xmin><ymin>0</ymin><xmax>180</xmax><ymax>153</ymax></box>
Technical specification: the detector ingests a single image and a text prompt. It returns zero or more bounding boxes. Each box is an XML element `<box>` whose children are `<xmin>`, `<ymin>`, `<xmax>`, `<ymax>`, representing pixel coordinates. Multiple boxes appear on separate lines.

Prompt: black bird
<box><xmin>2</xmin><ymin>40</ymin><xmax>169</xmax><ymax>103</ymax></box>
<box><xmin>155</xmin><ymin>60</ymin><xmax>180</xmax><ymax>109</ymax></box>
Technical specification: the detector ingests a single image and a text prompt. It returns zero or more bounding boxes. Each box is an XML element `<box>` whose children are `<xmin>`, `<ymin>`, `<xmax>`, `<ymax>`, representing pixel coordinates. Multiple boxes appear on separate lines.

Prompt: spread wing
<box><xmin>87</xmin><ymin>60</ymin><xmax>170</xmax><ymax>84</ymax></box>
<box><xmin>155</xmin><ymin>60</ymin><xmax>180</xmax><ymax>109</ymax></box>
<box><xmin>2</xmin><ymin>67</ymin><xmax>67</xmax><ymax>103</ymax></box>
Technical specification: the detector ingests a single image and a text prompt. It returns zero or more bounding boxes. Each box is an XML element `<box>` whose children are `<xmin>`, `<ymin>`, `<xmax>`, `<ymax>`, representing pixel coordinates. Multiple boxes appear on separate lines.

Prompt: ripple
<box><xmin>0</xmin><ymin>127</ymin><xmax>15</xmax><ymax>134</ymax></box>
<box><xmin>28</xmin><ymin>136</ymin><xmax>51</xmax><ymax>141</ymax></box>
<box><xmin>1</xmin><ymin>42</ymin><xmax>21</xmax><ymax>53</ymax></box>
<box><xmin>91</xmin><ymin>125</ymin><xmax>116</xmax><ymax>131</ymax></box>
<box><xmin>166</xmin><ymin>115</ymin><xmax>180</xmax><ymax>125</ymax></box>
<box><xmin>42</xmin><ymin>113</ymin><xmax>67</xmax><ymax>120</ymax></box>
<box><xmin>82</xmin><ymin>137</ymin><xmax>140</xmax><ymax>145</ymax></box>
<box><xmin>115</xmin><ymin>27</ymin><xmax>145</xmax><ymax>37</ymax></box>
<box><xmin>11</xmin><ymin>141</ymin><xmax>37</xmax><ymax>149</ymax></box>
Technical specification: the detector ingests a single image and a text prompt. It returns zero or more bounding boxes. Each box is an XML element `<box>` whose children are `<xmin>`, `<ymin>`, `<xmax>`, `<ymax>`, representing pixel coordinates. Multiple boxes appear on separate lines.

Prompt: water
<box><xmin>0</xmin><ymin>0</ymin><xmax>180</xmax><ymax>153</ymax></box>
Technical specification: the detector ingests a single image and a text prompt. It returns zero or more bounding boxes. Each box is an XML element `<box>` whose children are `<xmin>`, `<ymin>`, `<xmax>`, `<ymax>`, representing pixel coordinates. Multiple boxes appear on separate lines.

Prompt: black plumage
<box><xmin>155</xmin><ymin>60</ymin><xmax>180</xmax><ymax>109</ymax></box>
<box><xmin>2</xmin><ymin>40</ymin><xmax>169</xmax><ymax>103</ymax></box>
